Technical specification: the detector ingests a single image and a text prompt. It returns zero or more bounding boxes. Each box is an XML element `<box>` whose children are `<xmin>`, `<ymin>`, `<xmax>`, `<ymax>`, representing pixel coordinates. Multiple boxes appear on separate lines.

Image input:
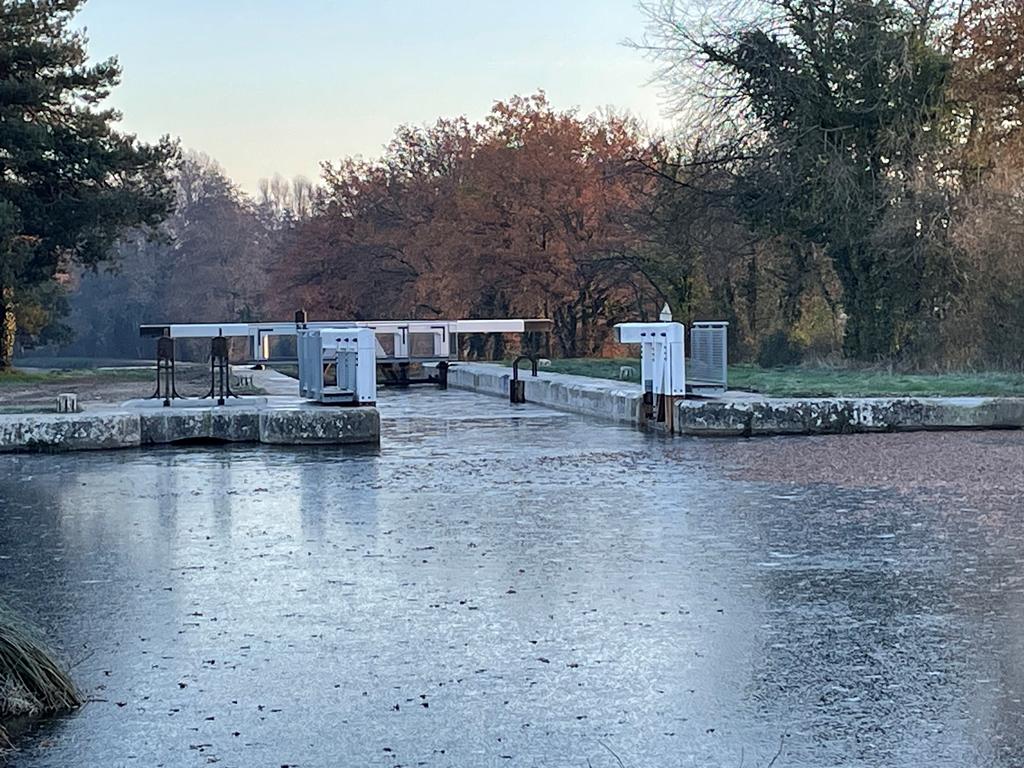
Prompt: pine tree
<box><xmin>0</xmin><ymin>0</ymin><xmax>175</xmax><ymax>369</ymax></box>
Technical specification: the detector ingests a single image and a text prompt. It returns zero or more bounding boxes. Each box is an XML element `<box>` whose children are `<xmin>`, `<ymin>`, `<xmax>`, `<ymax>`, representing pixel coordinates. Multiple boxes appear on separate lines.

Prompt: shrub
<box><xmin>757</xmin><ymin>330</ymin><xmax>804</xmax><ymax>368</ymax></box>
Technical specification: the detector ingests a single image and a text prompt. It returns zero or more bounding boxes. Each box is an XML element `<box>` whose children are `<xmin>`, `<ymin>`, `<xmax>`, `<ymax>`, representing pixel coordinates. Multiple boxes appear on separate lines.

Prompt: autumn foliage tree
<box><xmin>938</xmin><ymin>0</ymin><xmax>1024</xmax><ymax>367</ymax></box>
<box><xmin>271</xmin><ymin>94</ymin><xmax>662</xmax><ymax>356</ymax></box>
<box><xmin>951</xmin><ymin>0</ymin><xmax>1024</xmax><ymax>174</ymax></box>
<box><xmin>642</xmin><ymin>0</ymin><xmax>961</xmax><ymax>360</ymax></box>
<box><xmin>45</xmin><ymin>2</ymin><xmax>1024</xmax><ymax>372</ymax></box>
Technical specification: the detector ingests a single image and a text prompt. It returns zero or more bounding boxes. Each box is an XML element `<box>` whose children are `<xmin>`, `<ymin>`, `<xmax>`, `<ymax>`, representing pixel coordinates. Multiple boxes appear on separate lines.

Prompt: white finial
<box><xmin>659</xmin><ymin>303</ymin><xmax>673</xmax><ymax>322</ymax></box>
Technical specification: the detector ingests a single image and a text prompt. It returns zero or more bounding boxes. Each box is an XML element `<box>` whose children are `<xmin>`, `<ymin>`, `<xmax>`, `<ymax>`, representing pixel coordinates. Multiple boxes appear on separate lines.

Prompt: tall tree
<box><xmin>271</xmin><ymin>95</ymin><xmax>659</xmax><ymax>356</ymax></box>
<box><xmin>642</xmin><ymin>0</ymin><xmax>958</xmax><ymax>359</ymax></box>
<box><xmin>950</xmin><ymin>0</ymin><xmax>1024</xmax><ymax>174</ymax></box>
<box><xmin>0</xmin><ymin>0</ymin><xmax>175</xmax><ymax>369</ymax></box>
<box><xmin>67</xmin><ymin>152</ymin><xmax>278</xmax><ymax>357</ymax></box>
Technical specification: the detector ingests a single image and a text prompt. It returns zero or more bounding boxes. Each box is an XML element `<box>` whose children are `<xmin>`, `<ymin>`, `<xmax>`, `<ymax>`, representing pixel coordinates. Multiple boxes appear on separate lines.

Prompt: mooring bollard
<box><xmin>56</xmin><ymin>393</ymin><xmax>78</xmax><ymax>413</ymax></box>
<box><xmin>510</xmin><ymin>375</ymin><xmax>525</xmax><ymax>404</ymax></box>
<box><xmin>510</xmin><ymin>355</ymin><xmax>538</xmax><ymax>404</ymax></box>
<box><xmin>204</xmin><ymin>335</ymin><xmax>238</xmax><ymax>406</ymax></box>
<box><xmin>151</xmin><ymin>334</ymin><xmax>183</xmax><ymax>407</ymax></box>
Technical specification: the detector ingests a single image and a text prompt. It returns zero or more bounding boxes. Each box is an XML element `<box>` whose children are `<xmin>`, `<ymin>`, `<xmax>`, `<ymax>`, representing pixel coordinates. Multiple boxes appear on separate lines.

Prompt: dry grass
<box><xmin>0</xmin><ymin>606</ymin><xmax>81</xmax><ymax>747</ymax></box>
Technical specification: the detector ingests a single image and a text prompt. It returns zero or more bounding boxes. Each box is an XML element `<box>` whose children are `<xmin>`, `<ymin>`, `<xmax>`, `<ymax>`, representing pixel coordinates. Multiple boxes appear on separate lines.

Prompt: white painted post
<box><xmin>296</xmin><ymin>328</ymin><xmax>319</xmax><ymax>399</ymax></box>
<box><xmin>665</xmin><ymin>323</ymin><xmax>686</xmax><ymax>397</ymax></box>
<box><xmin>613</xmin><ymin>322</ymin><xmax>686</xmax><ymax>429</ymax></box>
<box><xmin>56</xmin><ymin>393</ymin><xmax>78</xmax><ymax>413</ymax></box>
<box><xmin>640</xmin><ymin>338</ymin><xmax>654</xmax><ymax>389</ymax></box>
<box><xmin>394</xmin><ymin>328</ymin><xmax>408</xmax><ymax>359</ymax></box>
<box><xmin>354</xmin><ymin>328</ymin><xmax>376</xmax><ymax>404</ymax></box>
<box><xmin>433</xmin><ymin>327</ymin><xmax>446</xmax><ymax>358</ymax></box>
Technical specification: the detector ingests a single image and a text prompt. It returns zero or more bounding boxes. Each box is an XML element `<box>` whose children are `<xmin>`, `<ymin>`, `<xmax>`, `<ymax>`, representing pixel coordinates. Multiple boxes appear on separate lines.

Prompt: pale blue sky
<box><xmin>73</xmin><ymin>0</ymin><xmax>670</xmax><ymax>193</ymax></box>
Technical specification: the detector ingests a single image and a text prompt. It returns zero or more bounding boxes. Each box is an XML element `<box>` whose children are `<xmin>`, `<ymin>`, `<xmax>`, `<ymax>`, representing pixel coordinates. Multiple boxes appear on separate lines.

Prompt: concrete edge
<box><xmin>447</xmin><ymin>362</ymin><xmax>1024</xmax><ymax>437</ymax></box>
<box><xmin>0</xmin><ymin>412</ymin><xmax>143</xmax><ymax>453</ymax></box>
<box><xmin>0</xmin><ymin>405</ymin><xmax>380</xmax><ymax>453</ymax></box>
<box><xmin>675</xmin><ymin>395</ymin><xmax>1024</xmax><ymax>437</ymax></box>
<box><xmin>447</xmin><ymin>362</ymin><xmax>642</xmax><ymax>424</ymax></box>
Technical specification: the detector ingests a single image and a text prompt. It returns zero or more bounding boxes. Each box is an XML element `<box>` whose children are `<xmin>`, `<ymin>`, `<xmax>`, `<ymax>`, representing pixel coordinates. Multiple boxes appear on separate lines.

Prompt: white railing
<box><xmin>141</xmin><ymin>318</ymin><xmax>551</xmax><ymax>363</ymax></box>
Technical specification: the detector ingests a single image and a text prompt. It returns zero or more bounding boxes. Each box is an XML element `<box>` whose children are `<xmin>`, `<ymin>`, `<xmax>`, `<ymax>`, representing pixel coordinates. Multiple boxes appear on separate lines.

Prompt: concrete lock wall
<box><xmin>447</xmin><ymin>362</ymin><xmax>1024</xmax><ymax>437</ymax></box>
<box><xmin>0</xmin><ymin>406</ymin><xmax>380</xmax><ymax>453</ymax></box>
<box><xmin>674</xmin><ymin>396</ymin><xmax>1024</xmax><ymax>436</ymax></box>
<box><xmin>447</xmin><ymin>363</ymin><xmax>643</xmax><ymax>424</ymax></box>
<box><xmin>0</xmin><ymin>413</ymin><xmax>143</xmax><ymax>453</ymax></box>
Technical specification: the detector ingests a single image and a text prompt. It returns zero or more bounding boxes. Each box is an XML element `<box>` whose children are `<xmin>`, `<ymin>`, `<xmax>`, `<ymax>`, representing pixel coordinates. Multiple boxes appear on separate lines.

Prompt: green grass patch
<box><xmin>14</xmin><ymin>357</ymin><xmax>152</xmax><ymax>370</ymax></box>
<box><xmin>504</xmin><ymin>358</ymin><xmax>1024</xmax><ymax>398</ymax></box>
<box><xmin>0</xmin><ymin>370</ymin><xmax>50</xmax><ymax>385</ymax></box>
<box><xmin>0</xmin><ymin>405</ymin><xmax>57</xmax><ymax>414</ymax></box>
<box><xmin>728</xmin><ymin>364</ymin><xmax>1024</xmax><ymax>397</ymax></box>
<box><xmin>0</xmin><ymin>367</ymin><xmax>154</xmax><ymax>386</ymax></box>
<box><xmin>524</xmin><ymin>357</ymin><xmax>643</xmax><ymax>383</ymax></box>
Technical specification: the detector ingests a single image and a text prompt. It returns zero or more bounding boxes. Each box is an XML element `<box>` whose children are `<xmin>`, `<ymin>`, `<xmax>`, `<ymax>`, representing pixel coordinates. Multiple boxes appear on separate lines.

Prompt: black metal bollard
<box><xmin>204</xmin><ymin>335</ymin><xmax>238</xmax><ymax>406</ymax></box>
<box><xmin>510</xmin><ymin>355</ymin><xmax>538</xmax><ymax>404</ymax></box>
<box><xmin>151</xmin><ymin>334</ymin><xmax>183</xmax><ymax>407</ymax></box>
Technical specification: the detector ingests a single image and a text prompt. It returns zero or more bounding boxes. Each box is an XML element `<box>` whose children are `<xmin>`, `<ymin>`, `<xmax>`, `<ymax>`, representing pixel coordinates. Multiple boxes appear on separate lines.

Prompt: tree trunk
<box><xmin>842</xmin><ymin>289</ymin><xmax>896</xmax><ymax>361</ymax></box>
<box><xmin>835</xmin><ymin>249</ymin><xmax>896</xmax><ymax>361</ymax></box>
<box><xmin>0</xmin><ymin>286</ymin><xmax>15</xmax><ymax>372</ymax></box>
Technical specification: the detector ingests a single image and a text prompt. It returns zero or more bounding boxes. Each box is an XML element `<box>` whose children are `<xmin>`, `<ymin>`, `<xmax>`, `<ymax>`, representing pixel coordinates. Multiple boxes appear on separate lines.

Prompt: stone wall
<box><xmin>447</xmin><ymin>362</ymin><xmax>1024</xmax><ymax>437</ymax></box>
<box><xmin>446</xmin><ymin>363</ymin><xmax>642</xmax><ymax>424</ymax></box>
<box><xmin>0</xmin><ymin>405</ymin><xmax>379</xmax><ymax>453</ymax></box>
<box><xmin>675</xmin><ymin>396</ymin><xmax>1024</xmax><ymax>436</ymax></box>
<box><xmin>0</xmin><ymin>413</ymin><xmax>141</xmax><ymax>452</ymax></box>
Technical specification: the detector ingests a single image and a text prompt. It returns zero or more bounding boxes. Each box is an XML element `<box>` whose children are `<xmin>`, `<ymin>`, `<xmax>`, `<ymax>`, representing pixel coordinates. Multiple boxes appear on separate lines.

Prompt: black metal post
<box><xmin>204</xmin><ymin>335</ymin><xmax>238</xmax><ymax>405</ymax></box>
<box><xmin>151</xmin><ymin>334</ymin><xmax>183</xmax><ymax>407</ymax></box>
<box><xmin>510</xmin><ymin>355</ymin><xmax>537</xmax><ymax>403</ymax></box>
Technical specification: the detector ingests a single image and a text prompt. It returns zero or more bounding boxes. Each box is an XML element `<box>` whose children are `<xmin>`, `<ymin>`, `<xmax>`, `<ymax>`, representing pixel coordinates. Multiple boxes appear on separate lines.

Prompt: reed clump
<box><xmin>0</xmin><ymin>606</ymin><xmax>81</xmax><ymax>746</ymax></box>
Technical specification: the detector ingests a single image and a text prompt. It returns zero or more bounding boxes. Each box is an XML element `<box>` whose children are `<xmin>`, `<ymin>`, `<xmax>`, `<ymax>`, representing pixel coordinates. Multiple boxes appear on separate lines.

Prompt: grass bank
<box><xmin>0</xmin><ymin>363</ymin><xmax>263</xmax><ymax>411</ymax></box>
<box><xmin>14</xmin><ymin>357</ymin><xmax>152</xmax><ymax>370</ymax></box>
<box><xmin>503</xmin><ymin>358</ymin><xmax>1024</xmax><ymax>398</ymax></box>
<box><xmin>0</xmin><ymin>367</ymin><xmax>154</xmax><ymax>387</ymax></box>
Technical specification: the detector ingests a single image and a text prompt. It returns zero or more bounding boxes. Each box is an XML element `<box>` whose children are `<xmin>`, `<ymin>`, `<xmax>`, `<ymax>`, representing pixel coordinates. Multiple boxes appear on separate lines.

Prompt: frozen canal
<box><xmin>1</xmin><ymin>389</ymin><xmax>1023</xmax><ymax>767</ymax></box>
